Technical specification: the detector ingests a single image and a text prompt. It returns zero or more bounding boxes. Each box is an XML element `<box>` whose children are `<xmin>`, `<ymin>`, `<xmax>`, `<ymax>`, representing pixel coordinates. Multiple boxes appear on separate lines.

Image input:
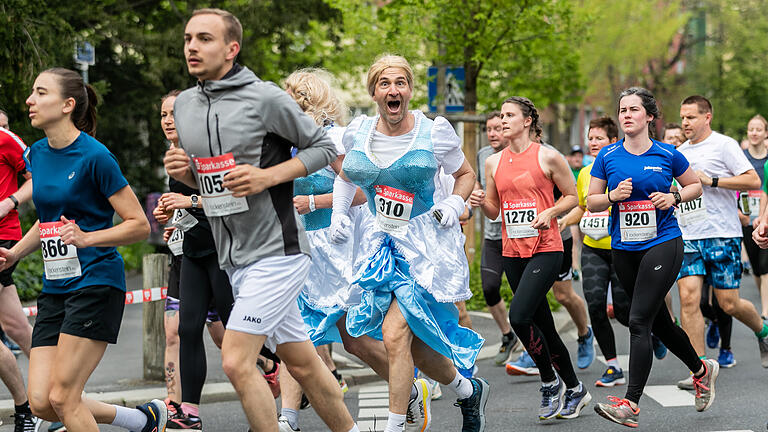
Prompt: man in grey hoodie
<box><xmin>164</xmin><ymin>8</ymin><xmax>359</xmax><ymax>432</ymax></box>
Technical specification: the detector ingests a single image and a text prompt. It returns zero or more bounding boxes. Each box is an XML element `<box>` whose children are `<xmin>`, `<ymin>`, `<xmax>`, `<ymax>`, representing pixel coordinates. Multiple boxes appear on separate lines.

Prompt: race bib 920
<box><xmin>39</xmin><ymin>221</ymin><xmax>81</xmax><ymax>280</ymax></box>
<box><xmin>619</xmin><ymin>201</ymin><xmax>657</xmax><ymax>242</ymax></box>
<box><xmin>194</xmin><ymin>153</ymin><xmax>249</xmax><ymax>217</ymax></box>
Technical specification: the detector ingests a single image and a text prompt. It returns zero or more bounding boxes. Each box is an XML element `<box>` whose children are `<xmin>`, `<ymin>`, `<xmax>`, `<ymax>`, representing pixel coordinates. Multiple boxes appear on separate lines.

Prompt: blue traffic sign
<box><xmin>75</xmin><ymin>42</ymin><xmax>95</xmax><ymax>66</ymax></box>
<box><xmin>427</xmin><ymin>66</ymin><xmax>465</xmax><ymax>112</ymax></box>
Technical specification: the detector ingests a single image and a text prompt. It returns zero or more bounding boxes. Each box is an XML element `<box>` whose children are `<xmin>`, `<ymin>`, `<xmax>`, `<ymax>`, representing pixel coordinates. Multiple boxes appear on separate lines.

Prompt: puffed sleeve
<box><xmin>342</xmin><ymin>116</ymin><xmax>366</xmax><ymax>155</ymax></box>
<box><xmin>431</xmin><ymin>115</ymin><xmax>465</xmax><ymax>175</ymax></box>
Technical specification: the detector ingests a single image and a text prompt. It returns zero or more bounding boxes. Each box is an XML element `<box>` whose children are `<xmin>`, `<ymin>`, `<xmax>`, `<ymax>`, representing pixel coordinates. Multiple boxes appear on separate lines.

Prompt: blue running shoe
<box><xmin>454</xmin><ymin>377</ymin><xmax>490</xmax><ymax>432</ymax></box>
<box><xmin>652</xmin><ymin>334</ymin><xmax>667</xmax><ymax>360</ymax></box>
<box><xmin>506</xmin><ymin>351</ymin><xmax>539</xmax><ymax>376</ymax></box>
<box><xmin>706</xmin><ymin>321</ymin><xmax>720</xmax><ymax>349</ymax></box>
<box><xmin>538</xmin><ymin>377</ymin><xmax>565</xmax><ymax>420</ymax></box>
<box><xmin>558</xmin><ymin>383</ymin><xmax>592</xmax><ymax>419</ymax></box>
<box><xmin>717</xmin><ymin>348</ymin><xmax>736</xmax><ymax>368</ymax></box>
<box><xmin>136</xmin><ymin>399</ymin><xmax>167</xmax><ymax>432</ymax></box>
<box><xmin>577</xmin><ymin>327</ymin><xmax>595</xmax><ymax>369</ymax></box>
<box><xmin>595</xmin><ymin>366</ymin><xmax>626</xmax><ymax>387</ymax></box>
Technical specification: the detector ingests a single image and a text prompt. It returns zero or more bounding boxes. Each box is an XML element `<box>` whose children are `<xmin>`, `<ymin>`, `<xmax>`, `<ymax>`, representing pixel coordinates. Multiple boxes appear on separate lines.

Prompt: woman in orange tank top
<box><xmin>475</xmin><ymin>97</ymin><xmax>589</xmax><ymax>421</ymax></box>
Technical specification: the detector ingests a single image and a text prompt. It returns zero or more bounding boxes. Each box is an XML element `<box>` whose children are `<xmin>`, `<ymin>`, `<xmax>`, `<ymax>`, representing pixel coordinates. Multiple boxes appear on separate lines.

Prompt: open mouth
<box><xmin>386</xmin><ymin>100</ymin><xmax>401</xmax><ymax>113</ymax></box>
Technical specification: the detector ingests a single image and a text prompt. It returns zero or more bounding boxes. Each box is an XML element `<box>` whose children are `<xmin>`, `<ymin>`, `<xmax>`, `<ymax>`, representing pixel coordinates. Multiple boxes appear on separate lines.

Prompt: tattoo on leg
<box><xmin>166</xmin><ymin>361</ymin><xmax>176</xmax><ymax>393</ymax></box>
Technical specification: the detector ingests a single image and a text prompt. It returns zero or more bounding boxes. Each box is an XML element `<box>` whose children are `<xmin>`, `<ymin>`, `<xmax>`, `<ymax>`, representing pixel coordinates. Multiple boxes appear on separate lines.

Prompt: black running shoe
<box><xmin>13</xmin><ymin>412</ymin><xmax>42</xmax><ymax>432</ymax></box>
<box><xmin>454</xmin><ymin>377</ymin><xmax>490</xmax><ymax>432</ymax></box>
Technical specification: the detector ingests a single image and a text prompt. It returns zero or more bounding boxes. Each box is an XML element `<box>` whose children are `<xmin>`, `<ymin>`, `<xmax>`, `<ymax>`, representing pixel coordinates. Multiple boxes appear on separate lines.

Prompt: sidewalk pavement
<box><xmin>0</xmin><ymin>277</ymin><xmax>576</xmax><ymax>417</ymax></box>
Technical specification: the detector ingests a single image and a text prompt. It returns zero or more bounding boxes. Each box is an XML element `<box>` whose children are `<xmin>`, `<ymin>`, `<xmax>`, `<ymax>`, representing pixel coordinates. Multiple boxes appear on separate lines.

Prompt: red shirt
<box><xmin>0</xmin><ymin>129</ymin><xmax>27</xmax><ymax>240</ymax></box>
<box><xmin>494</xmin><ymin>142</ymin><xmax>563</xmax><ymax>258</ymax></box>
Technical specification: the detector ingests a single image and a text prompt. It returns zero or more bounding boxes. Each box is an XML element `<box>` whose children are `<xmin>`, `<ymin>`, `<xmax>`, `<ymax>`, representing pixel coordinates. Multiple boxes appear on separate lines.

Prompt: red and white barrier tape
<box><xmin>23</xmin><ymin>287</ymin><xmax>168</xmax><ymax>317</ymax></box>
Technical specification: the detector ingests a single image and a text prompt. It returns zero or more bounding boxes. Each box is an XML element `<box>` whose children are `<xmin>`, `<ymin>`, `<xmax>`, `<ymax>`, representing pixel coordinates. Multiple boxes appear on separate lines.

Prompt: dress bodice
<box><xmin>343</xmin><ymin>115</ymin><xmax>438</xmax><ymax>219</ymax></box>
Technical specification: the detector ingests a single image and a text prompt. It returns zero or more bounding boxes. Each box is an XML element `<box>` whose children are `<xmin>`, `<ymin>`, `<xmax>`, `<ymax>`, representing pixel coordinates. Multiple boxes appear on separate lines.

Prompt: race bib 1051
<box><xmin>194</xmin><ymin>153</ymin><xmax>249</xmax><ymax>217</ymax></box>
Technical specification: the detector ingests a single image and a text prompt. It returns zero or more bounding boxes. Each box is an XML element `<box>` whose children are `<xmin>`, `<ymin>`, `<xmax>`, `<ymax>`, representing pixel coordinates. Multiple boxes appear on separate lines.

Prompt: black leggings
<box><xmin>581</xmin><ymin>245</ymin><xmax>630</xmax><ymax>361</ymax></box>
<box><xmin>481</xmin><ymin>239</ymin><xmax>504</xmax><ymax>306</ymax></box>
<box><xmin>700</xmin><ymin>286</ymin><xmax>733</xmax><ymax>350</ymax></box>
<box><xmin>179</xmin><ymin>253</ymin><xmax>234</xmax><ymax>405</ymax></box>
<box><xmin>504</xmin><ymin>252</ymin><xmax>579</xmax><ymax>388</ymax></box>
<box><xmin>613</xmin><ymin>238</ymin><xmax>702</xmax><ymax>404</ymax></box>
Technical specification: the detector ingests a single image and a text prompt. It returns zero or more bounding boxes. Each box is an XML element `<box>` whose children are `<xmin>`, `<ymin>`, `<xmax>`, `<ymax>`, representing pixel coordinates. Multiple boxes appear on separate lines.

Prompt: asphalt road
<box><xmin>3</xmin><ymin>272</ymin><xmax>768</xmax><ymax>431</ymax></box>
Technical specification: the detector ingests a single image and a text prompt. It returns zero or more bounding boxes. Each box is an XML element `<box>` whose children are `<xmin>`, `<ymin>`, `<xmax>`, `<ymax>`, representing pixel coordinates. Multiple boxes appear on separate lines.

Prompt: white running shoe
<box><xmin>406</xmin><ymin>378</ymin><xmax>432</xmax><ymax>431</ymax></box>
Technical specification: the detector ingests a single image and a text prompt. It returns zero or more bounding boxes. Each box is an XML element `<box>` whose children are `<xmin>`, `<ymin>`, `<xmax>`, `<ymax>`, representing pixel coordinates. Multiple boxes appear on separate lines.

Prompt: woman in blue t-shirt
<box><xmin>587</xmin><ymin>87</ymin><xmax>714</xmax><ymax>428</ymax></box>
<box><xmin>0</xmin><ymin>68</ymin><xmax>165</xmax><ymax>432</ymax></box>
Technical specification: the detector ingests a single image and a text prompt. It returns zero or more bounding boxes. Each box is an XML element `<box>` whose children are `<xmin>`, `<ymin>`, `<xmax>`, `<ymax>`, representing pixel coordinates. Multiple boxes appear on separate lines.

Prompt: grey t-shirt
<box><xmin>477</xmin><ymin>146</ymin><xmax>502</xmax><ymax>240</ymax></box>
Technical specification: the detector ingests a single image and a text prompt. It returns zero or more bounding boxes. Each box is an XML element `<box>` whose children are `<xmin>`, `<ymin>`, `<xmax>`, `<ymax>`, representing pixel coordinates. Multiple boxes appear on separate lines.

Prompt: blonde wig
<box><xmin>366</xmin><ymin>54</ymin><xmax>414</xmax><ymax>97</ymax></box>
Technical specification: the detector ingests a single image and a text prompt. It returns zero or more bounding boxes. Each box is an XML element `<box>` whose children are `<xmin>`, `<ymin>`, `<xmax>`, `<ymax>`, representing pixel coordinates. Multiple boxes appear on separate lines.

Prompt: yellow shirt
<box><xmin>577</xmin><ymin>163</ymin><xmax>612</xmax><ymax>249</ymax></box>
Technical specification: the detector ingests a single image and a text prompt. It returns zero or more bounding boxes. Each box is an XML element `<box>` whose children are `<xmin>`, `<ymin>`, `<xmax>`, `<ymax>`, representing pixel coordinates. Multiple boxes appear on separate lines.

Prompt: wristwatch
<box><xmin>190</xmin><ymin>194</ymin><xmax>199</xmax><ymax>209</ymax></box>
<box><xmin>711</xmin><ymin>177</ymin><xmax>719</xmax><ymax>188</ymax></box>
<box><xmin>7</xmin><ymin>195</ymin><xmax>18</xmax><ymax>209</ymax></box>
<box><xmin>672</xmin><ymin>191</ymin><xmax>682</xmax><ymax>205</ymax></box>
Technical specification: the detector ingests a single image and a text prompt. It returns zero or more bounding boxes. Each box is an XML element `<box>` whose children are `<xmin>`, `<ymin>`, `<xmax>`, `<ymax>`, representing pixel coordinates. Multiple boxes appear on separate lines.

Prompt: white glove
<box><xmin>431</xmin><ymin>194</ymin><xmax>466</xmax><ymax>228</ymax></box>
<box><xmin>330</xmin><ymin>213</ymin><xmax>352</xmax><ymax>243</ymax></box>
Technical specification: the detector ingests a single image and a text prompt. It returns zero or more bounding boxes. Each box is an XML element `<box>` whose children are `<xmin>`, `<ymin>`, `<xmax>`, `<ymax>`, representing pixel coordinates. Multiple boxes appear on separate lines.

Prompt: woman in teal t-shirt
<box><xmin>0</xmin><ymin>68</ymin><xmax>165</xmax><ymax>432</ymax></box>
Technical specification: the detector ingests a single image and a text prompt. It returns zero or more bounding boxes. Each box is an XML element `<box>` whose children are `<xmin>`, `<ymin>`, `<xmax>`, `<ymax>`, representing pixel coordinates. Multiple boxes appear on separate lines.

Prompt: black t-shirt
<box><xmin>169</xmin><ymin>177</ymin><xmax>216</xmax><ymax>258</ymax></box>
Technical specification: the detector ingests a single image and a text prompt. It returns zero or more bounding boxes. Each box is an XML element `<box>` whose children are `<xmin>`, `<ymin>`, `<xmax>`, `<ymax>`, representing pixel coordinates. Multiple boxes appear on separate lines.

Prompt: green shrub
<box><xmin>14</xmin><ymin>249</ymin><xmax>43</xmax><ymax>302</ymax></box>
<box><xmin>466</xmin><ymin>236</ymin><xmax>562</xmax><ymax>313</ymax></box>
<box><xmin>118</xmin><ymin>241</ymin><xmax>155</xmax><ymax>272</ymax></box>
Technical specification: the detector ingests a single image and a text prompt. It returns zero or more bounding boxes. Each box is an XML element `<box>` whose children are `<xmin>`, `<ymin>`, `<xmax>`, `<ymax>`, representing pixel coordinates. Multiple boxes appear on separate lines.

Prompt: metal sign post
<box><xmin>74</xmin><ymin>42</ymin><xmax>95</xmax><ymax>84</ymax></box>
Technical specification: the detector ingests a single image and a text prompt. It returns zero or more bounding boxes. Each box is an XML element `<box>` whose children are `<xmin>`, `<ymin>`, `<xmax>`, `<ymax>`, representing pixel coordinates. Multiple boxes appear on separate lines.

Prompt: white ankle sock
<box><xmin>111</xmin><ymin>405</ymin><xmax>148</xmax><ymax>431</ymax></box>
<box><xmin>384</xmin><ymin>412</ymin><xmax>406</xmax><ymax>432</ymax></box>
<box><xmin>606</xmin><ymin>358</ymin><xmax>621</xmax><ymax>369</ymax></box>
<box><xmin>568</xmin><ymin>382</ymin><xmax>583</xmax><ymax>393</ymax></box>
<box><xmin>449</xmin><ymin>371</ymin><xmax>474</xmax><ymax>399</ymax></box>
<box><xmin>348</xmin><ymin>425</ymin><xmax>361</xmax><ymax>432</ymax></box>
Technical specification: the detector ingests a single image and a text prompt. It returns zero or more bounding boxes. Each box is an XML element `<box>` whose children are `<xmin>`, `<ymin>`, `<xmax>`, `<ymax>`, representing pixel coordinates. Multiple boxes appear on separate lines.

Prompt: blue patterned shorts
<box><xmin>678</xmin><ymin>238</ymin><xmax>742</xmax><ymax>289</ymax></box>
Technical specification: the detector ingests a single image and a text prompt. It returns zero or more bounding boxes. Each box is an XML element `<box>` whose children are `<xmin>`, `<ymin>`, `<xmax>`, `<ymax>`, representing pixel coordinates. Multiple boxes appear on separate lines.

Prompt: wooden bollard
<box><xmin>142</xmin><ymin>253</ymin><xmax>167</xmax><ymax>381</ymax></box>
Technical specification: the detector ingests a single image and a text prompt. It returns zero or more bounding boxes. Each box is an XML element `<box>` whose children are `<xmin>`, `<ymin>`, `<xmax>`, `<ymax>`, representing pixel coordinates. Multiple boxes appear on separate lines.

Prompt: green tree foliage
<box><xmin>577</xmin><ymin>0</ymin><xmax>689</xmax><ymax>114</ymax></box>
<box><xmin>328</xmin><ymin>0</ymin><xmax>589</xmax><ymax>113</ymax></box>
<box><xmin>684</xmin><ymin>0</ymin><xmax>768</xmax><ymax>139</ymax></box>
<box><xmin>0</xmin><ymin>0</ymin><xmax>345</xmax><ymax>197</ymax></box>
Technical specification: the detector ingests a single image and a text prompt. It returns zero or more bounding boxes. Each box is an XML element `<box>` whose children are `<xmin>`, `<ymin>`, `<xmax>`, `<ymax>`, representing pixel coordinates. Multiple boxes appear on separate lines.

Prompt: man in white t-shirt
<box><xmin>675</xmin><ymin>96</ymin><xmax>768</xmax><ymax>384</ymax></box>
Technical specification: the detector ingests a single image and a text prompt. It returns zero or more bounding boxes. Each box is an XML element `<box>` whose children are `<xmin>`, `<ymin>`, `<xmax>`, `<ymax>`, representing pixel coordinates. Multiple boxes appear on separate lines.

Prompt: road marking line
<box><xmin>642</xmin><ymin>385</ymin><xmax>694</xmax><ymax>407</ymax></box>
<box><xmin>357</xmin><ymin>383</ymin><xmax>389</xmax><ymax>431</ymax></box>
<box><xmin>359</xmin><ymin>398</ymin><xmax>389</xmax><ymax>407</ymax></box>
